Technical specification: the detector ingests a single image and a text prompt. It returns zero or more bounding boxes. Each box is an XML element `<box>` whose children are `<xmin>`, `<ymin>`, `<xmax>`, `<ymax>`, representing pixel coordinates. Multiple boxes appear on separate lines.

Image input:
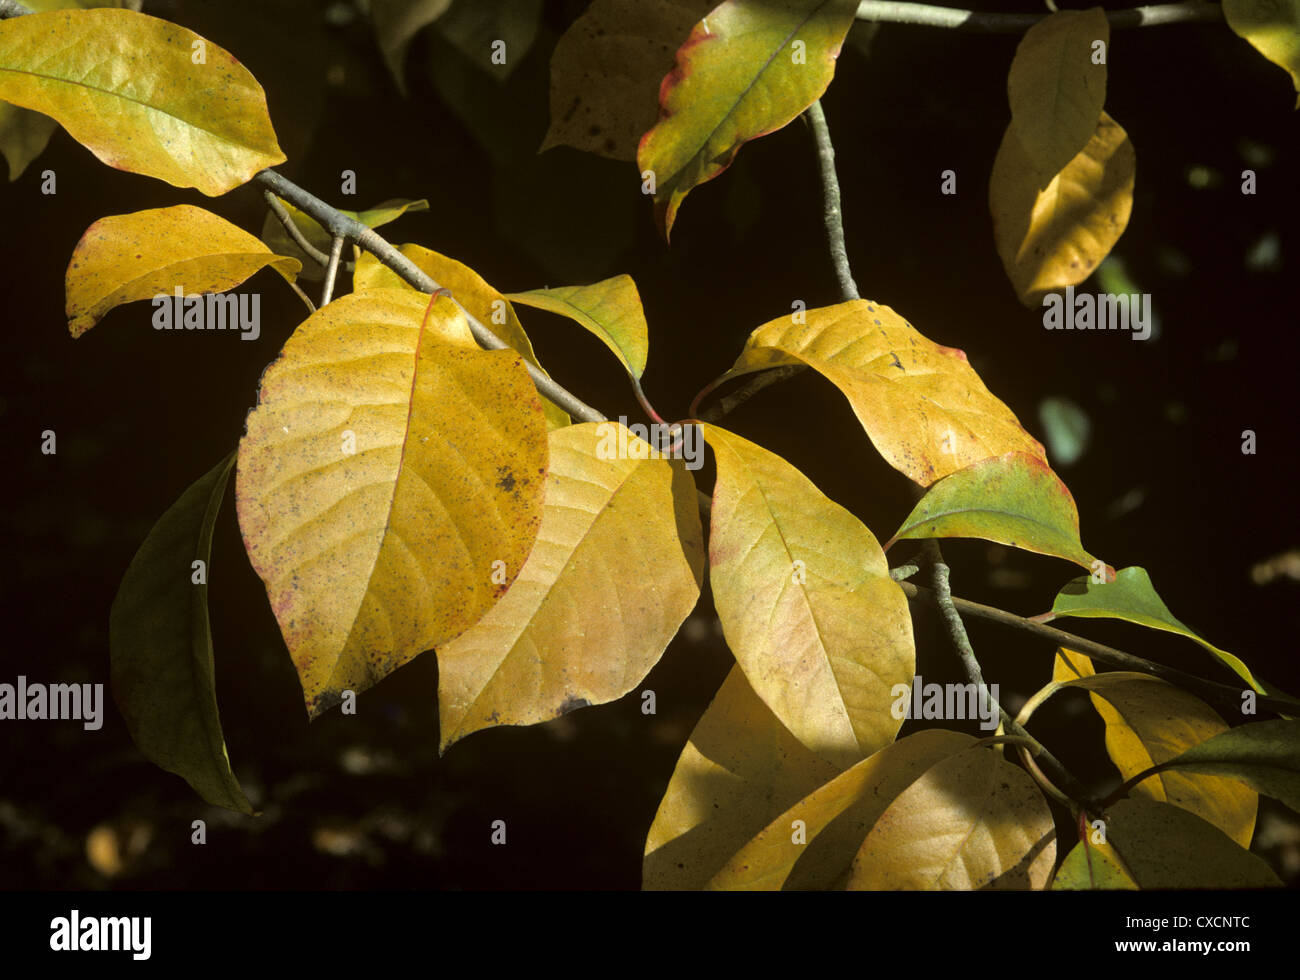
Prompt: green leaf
<box><xmin>110</xmin><ymin>452</ymin><xmax>255</xmax><ymax>814</ymax></box>
<box><xmin>1159</xmin><ymin>720</ymin><xmax>1300</xmax><ymax>815</ymax></box>
<box><xmin>1223</xmin><ymin>0</ymin><xmax>1300</xmax><ymax>108</ymax></box>
<box><xmin>703</xmin><ymin>423</ymin><xmax>914</xmax><ymax>769</ymax></box>
<box><xmin>708</xmin><ymin>730</ymin><xmax>976</xmax><ymax>890</ymax></box>
<box><xmin>370</xmin><ymin>0</ymin><xmax>453</xmax><ymax>95</ymax></box>
<box><xmin>643</xmin><ymin>666</ymin><xmax>842</xmax><ymax>890</ymax></box>
<box><xmin>1006</xmin><ymin>7</ymin><xmax>1108</xmax><ymax>179</ymax></box>
<box><xmin>0</xmin><ymin>9</ymin><xmax>284</xmax><ymax>194</ymax></box>
<box><xmin>1047</xmin><ymin>566</ymin><xmax>1265</xmax><ymax>694</ymax></box>
<box><xmin>1104</xmin><ymin>798</ymin><xmax>1281</xmax><ymax>888</ymax></box>
<box><xmin>889</xmin><ymin>450</ymin><xmax>1101</xmax><ymax>573</ymax></box>
<box><xmin>1052</xmin><ymin>836</ymin><xmax>1138</xmax><ymax>890</ymax></box>
<box><xmin>66</xmin><ymin>205</ymin><xmax>301</xmax><ymax>337</ymax></box>
<box><xmin>637</xmin><ymin>0</ymin><xmax>859</xmax><ymax>239</ymax></box>
<box><xmin>434</xmin><ymin>0</ymin><xmax>542</xmax><ymax>82</ymax></box>
<box><xmin>506</xmin><ymin>274</ymin><xmax>650</xmax><ymax>379</ymax></box>
<box><xmin>0</xmin><ymin>101</ymin><xmax>56</xmax><ymax>181</ymax></box>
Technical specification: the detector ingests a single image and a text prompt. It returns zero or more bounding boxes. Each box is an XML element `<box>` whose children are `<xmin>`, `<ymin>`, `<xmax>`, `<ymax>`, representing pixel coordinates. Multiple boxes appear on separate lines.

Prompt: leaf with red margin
<box><xmin>637</xmin><ymin>0</ymin><xmax>859</xmax><ymax>240</ymax></box>
<box><xmin>888</xmin><ymin>451</ymin><xmax>1108</xmax><ymax>575</ymax></box>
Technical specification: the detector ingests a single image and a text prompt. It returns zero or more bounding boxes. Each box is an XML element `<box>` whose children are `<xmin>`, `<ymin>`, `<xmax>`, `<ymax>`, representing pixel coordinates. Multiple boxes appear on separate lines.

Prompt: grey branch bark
<box><xmin>854</xmin><ymin>0</ymin><xmax>1222</xmax><ymax>31</ymax></box>
<box><xmin>253</xmin><ymin>169</ymin><xmax>606</xmax><ymax>424</ymax></box>
<box><xmin>806</xmin><ymin>99</ymin><xmax>859</xmax><ymax>303</ymax></box>
<box><xmin>0</xmin><ymin>1</ymin><xmax>32</xmax><ymax>19</ymax></box>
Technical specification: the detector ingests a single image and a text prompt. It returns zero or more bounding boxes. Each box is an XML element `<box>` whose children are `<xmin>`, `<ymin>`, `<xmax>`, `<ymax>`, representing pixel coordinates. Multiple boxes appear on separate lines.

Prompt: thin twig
<box><xmin>805</xmin><ymin>100</ymin><xmax>858</xmax><ymax>303</ymax></box>
<box><xmin>285</xmin><ymin>278</ymin><xmax>316</xmax><ymax>315</ymax></box>
<box><xmin>321</xmin><ymin>235</ymin><xmax>344</xmax><ymax>306</ymax></box>
<box><xmin>263</xmin><ymin>190</ymin><xmax>333</xmax><ymax>268</ymax></box>
<box><xmin>897</xmin><ymin>580</ymin><xmax>1300</xmax><ymax>717</ymax></box>
<box><xmin>920</xmin><ymin>542</ymin><xmax>1103</xmax><ymax>813</ymax></box>
<box><xmin>253</xmin><ymin>169</ymin><xmax>606</xmax><ymax>425</ymax></box>
<box><xmin>696</xmin><ymin>100</ymin><xmax>859</xmax><ymax>423</ymax></box>
<box><xmin>853</xmin><ymin>0</ymin><xmax>1222</xmax><ymax>31</ymax></box>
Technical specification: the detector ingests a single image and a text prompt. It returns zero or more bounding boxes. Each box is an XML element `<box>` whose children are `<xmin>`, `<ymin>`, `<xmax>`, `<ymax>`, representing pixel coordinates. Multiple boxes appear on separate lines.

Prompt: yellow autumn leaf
<box><xmin>65</xmin><ymin>205</ymin><xmax>300</xmax><ymax>338</ymax></box>
<box><xmin>236</xmin><ymin>288</ymin><xmax>549</xmax><ymax>719</ymax></box>
<box><xmin>703</xmin><ymin>424</ymin><xmax>913</xmax><ymax>769</ymax></box>
<box><xmin>847</xmin><ymin>745</ymin><xmax>1057</xmax><ymax>889</ymax></box>
<box><xmin>709</xmin><ymin>729</ymin><xmax>975</xmax><ymax>890</ymax></box>
<box><xmin>1223</xmin><ymin>0</ymin><xmax>1300</xmax><ymax>108</ymax></box>
<box><xmin>715</xmin><ymin>300</ymin><xmax>1048</xmax><ymax>486</ymax></box>
<box><xmin>353</xmin><ymin>245</ymin><xmax>570</xmax><ymax>429</ymax></box>
<box><xmin>990</xmin><ymin>110</ymin><xmax>1135</xmax><ymax>307</ymax></box>
<box><xmin>1060</xmin><ymin>671</ymin><xmax>1257</xmax><ymax>847</ymax></box>
<box><xmin>1006</xmin><ymin>8</ymin><xmax>1109</xmax><ymax>180</ymax></box>
<box><xmin>1104</xmin><ymin>798</ymin><xmax>1281</xmax><ymax>887</ymax></box>
<box><xmin>643</xmin><ymin>666</ymin><xmax>842</xmax><ymax>890</ymax></box>
<box><xmin>436</xmin><ymin>421</ymin><xmax>703</xmax><ymax>752</ymax></box>
<box><xmin>0</xmin><ymin>9</ymin><xmax>284</xmax><ymax>194</ymax></box>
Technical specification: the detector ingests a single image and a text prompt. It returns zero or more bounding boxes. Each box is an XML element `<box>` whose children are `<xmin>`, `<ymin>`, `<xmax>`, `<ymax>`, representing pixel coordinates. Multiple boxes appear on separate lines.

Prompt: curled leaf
<box><xmin>66</xmin><ymin>205</ymin><xmax>300</xmax><ymax>337</ymax></box>
<box><xmin>990</xmin><ymin>111</ymin><xmax>1134</xmax><ymax>307</ymax></box>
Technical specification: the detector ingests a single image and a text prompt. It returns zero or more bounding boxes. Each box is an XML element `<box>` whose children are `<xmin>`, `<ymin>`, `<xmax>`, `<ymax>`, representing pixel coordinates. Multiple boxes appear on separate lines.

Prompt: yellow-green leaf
<box><xmin>1160</xmin><ymin>720</ymin><xmax>1300</xmax><ymax>814</ymax></box>
<box><xmin>990</xmin><ymin>111</ymin><xmax>1135</xmax><ymax>307</ymax></box>
<box><xmin>847</xmin><ymin>745</ymin><xmax>1057</xmax><ymax>889</ymax></box>
<box><xmin>708</xmin><ymin>730</ymin><xmax>975</xmax><ymax>890</ymax></box>
<box><xmin>259</xmin><ymin>197</ymin><xmax>428</xmax><ymax>283</ymax></box>
<box><xmin>370</xmin><ymin>0</ymin><xmax>453</xmax><ymax>95</ymax></box>
<box><xmin>1052</xmin><ymin>836</ymin><xmax>1138</xmax><ymax>889</ymax></box>
<box><xmin>236</xmin><ymin>289</ymin><xmax>549</xmax><ymax>719</ymax></box>
<box><xmin>65</xmin><ymin>205</ymin><xmax>301</xmax><ymax>338</ymax></box>
<box><xmin>1223</xmin><ymin>0</ymin><xmax>1300</xmax><ymax>107</ymax></box>
<box><xmin>0</xmin><ymin>101</ymin><xmax>55</xmax><ymax>181</ymax></box>
<box><xmin>506</xmin><ymin>274</ymin><xmax>650</xmax><ymax>379</ymax></box>
<box><xmin>889</xmin><ymin>450</ymin><xmax>1100</xmax><ymax>573</ymax></box>
<box><xmin>703</xmin><ymin>424</ymin><xmax>913</xmax><ymax>769</ymax></box>
<box><xmin>110</xmin><ymin>452</ymin><xmax>255</xmax><ymax>814</ymax></box>
<box><xmin>540</xmin><ymin>0</ymin><xmax>715</xmax><ymax>161</ymax></box>
<box><xmin>1007</xmin><ymin>7</ymin><xmax>1109</xmax><ymax>179</ymax></box>
<box><xmin>637</xmin><ymin>0</ymin><xmax>859</xmax><ymax>239</ymax></box>
<box><xmin>1047</xmin><ymin>566</ymin><xmax>1265</xmax><ymax>694</ymax></box>
<box><xmin>436</xmin><ymin>422</ymin><xmax>704</xmax><ymax>752</ymax></box>
<box><xmin>643</xmin><ymin>666</ymin><xmax>842</xmax><ymax>890</ymax></box>
<box><xmin>1104</xmin><ymin>798</ymin><xmax>1281</xmax><ymax>888</ymax></box>
<box><xmin>1059</xmin><ymin>672</ymin><xmax>1256</xmax><ymax>847</ymax></box>
<box><xmin>0</xmin><ymin>9</ymin><xmax>285</xmax><ymax>194</ymax></box>
<box><xmin>716</xmin><ymin>300</ymin><xmax>1048</xmax><ymax>486</ymax></box>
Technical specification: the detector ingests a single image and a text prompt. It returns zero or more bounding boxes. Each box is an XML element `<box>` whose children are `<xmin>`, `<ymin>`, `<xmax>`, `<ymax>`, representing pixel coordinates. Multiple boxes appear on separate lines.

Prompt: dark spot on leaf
<box><xmin>496</xmin><ymin>467</ymin><xmax>516</xmax><ymax>493</ymax></box>
<box><xmin>557</xmin><ymin>695</ymin><xmax>589</xmax><ymax>717</ymax></box>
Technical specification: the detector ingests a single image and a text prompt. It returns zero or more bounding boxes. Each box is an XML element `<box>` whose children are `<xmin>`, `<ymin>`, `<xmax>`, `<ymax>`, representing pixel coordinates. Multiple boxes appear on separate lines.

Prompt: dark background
<box><xmin>1</xmin><ymin>0</ymin><xmax>1297</xmax><ymax>889</ymax></box>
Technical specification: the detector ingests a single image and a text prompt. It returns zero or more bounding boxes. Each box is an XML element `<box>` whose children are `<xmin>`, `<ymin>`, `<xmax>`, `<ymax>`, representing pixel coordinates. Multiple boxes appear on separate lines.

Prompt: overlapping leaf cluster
<box><xmin>3</xmin><ymin>0</ymin><xmax>1296</xmax><ymax>889</ymax></box>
